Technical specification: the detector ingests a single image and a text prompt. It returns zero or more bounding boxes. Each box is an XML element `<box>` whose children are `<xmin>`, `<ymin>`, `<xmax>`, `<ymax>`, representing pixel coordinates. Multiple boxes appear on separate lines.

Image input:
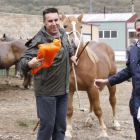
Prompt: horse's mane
<box><xmin>85</xmin><ymin>47</ymin><xmax>99</xmax><ymax>64</ymax></box>
<box><xmin>81</xmin><ymin>39</ymin><xmax>99</xmax><ymax>64</ymax></box>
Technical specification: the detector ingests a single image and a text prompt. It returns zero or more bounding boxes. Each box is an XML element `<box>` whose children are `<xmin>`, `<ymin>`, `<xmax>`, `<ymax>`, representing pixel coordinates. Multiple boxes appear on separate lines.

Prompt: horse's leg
<box><xmin>88</xmin><ymin>86</ymin><xmax>108</xmax><ymax>139</ymax></box>
<box><xmin>28</xmin><ymin>71</ymin><xmax>33</xmax><ymax>89</ymax></box>
<box><xmin>107</xmin><ymin>84</ymin><xmax>121</xmax><ymax>131</ymax></box>
<box><xmin>85</xmin><ymin>93</ymin><xmax>95</xmax><ymax>126</ymax></box>
<box><xmin>18</xmin><ymin>64</ymin><xmax>24</xmax><ymax>79</ymax></box>
<box><xmin>15</xmin><ymin>63</ymin><xmax>18</xmax><ymax>77</ymax></box>
<box><xmin>21</xmin><ymin>72</ymin><xmax>27</xmax><ymax>89</ymax></box>
<box><xmin>19</xmin><ymin>68</ymin><xmax>24</xmax><ymax>79</ymax></box>
<box><xmin>65</xmin><ymin>91</ymin><xmax>74</xmax><ymax>138</ymax></box>
<box><xmin>5</xmin><ymin>68</ymin><xmax>10</xmax><ymax>84</ymax></box>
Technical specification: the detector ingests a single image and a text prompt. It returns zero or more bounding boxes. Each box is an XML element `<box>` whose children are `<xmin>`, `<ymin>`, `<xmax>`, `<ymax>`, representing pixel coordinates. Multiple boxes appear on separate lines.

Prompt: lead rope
<box><xmin>67</xmin><ymin>31</ymin><xmax>85</xmax><ymax>112</ymax></box>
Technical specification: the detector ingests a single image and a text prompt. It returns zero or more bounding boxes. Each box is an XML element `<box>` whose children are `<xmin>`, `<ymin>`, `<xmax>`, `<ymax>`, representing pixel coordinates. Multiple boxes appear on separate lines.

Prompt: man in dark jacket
<box><xmin>94</xmin><ymin>16</ymin><xmax>140</xmax><ymax>140</ymax></box>
<box><xmin>19</xmin><ymin>8</ymin><xmax>77</xmax><ymax>140</ymax></box>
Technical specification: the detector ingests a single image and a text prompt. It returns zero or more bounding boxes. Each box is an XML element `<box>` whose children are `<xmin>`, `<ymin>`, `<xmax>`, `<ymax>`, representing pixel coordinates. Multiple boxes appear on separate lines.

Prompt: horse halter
<box><xmin>66</xmin><ymin>30</ymin><xmax>82</xmax><ymax>57</ymax></box>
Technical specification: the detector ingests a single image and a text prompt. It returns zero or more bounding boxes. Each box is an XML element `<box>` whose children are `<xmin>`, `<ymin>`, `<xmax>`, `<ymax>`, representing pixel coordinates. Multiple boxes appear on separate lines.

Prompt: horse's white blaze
<box><xmin>71</xmin><ymin>21</ymin><xmax>80</xmax><ymax>46</ymax></box>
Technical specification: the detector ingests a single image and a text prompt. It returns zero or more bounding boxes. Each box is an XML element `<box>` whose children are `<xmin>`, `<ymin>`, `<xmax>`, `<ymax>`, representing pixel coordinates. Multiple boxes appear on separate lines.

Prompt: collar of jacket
<box><xmin>136</xmin><ymin>40</ymin><xmax>140</xmax><ymax>48</ymax></box>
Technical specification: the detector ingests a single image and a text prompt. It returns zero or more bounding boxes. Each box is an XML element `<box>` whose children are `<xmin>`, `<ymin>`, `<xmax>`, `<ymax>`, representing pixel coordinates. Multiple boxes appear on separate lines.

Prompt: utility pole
<box><xmin>132</xmin><ymin>0</ymin><xmax>134</xmax><ymax>14</ymax></box>
<box><xmin>90</xmin><ymin>0</ymin><xmax>92</xmax><ymax>13</ymax></box>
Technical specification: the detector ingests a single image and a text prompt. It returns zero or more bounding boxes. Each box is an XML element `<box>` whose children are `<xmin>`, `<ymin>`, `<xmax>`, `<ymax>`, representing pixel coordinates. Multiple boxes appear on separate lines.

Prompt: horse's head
<box><xmin>1</xmin><ymin>33</ymin><xmax>8</xmax><ymax>41</ymax></box>
<box><xmin>61</xmin><ymin>13</ymin><xmax>83</xmax><ymax>48</ymax></box>
<box><xmin>1</xmin><ymin>33</ymin><xmax>16</xmax><ymax>42</ymax></box>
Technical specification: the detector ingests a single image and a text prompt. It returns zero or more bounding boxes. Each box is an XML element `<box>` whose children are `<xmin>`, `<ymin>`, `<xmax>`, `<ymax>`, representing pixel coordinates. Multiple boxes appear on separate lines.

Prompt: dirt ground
<box><xmin>0</xmin><ymin>62</ymin><xmax>136</xmax><ymax>140</ymax></box>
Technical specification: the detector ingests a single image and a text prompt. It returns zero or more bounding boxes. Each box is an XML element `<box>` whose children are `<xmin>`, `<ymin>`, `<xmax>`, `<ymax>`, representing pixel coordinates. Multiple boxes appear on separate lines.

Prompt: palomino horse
<box><xmin>0</xmin><ymin>40</ymin><xmax>32</xmax><ymax>88</ymax></box>
<box><xmin>61</xmin><ymin>14</ymin><xmax>121</xmax><ymax>139</ymax></box>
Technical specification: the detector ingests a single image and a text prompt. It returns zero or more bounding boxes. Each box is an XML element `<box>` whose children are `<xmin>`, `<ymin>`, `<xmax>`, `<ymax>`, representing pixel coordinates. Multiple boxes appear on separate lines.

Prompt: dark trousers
<box><xmin>133</xmin><ymin>117</ymin><xmax>140</xmax><ymax>140</ymax></box>
<box><xmin>36</xmin><ymin>93</ymin><xmax>68</xmax><ymax>140</ymax></box>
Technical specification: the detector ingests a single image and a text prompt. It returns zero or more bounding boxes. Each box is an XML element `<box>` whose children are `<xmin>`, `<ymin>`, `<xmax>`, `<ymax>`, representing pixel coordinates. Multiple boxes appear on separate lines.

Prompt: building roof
<box><xmin>82</xmin><ymin>21</ymin><xmax>100</xmax><ymax>26</ymax></box>
<box><xmin>67</xmin><ymin>13</ymin><xmax>137</xmax><ymax>22</ymax></box>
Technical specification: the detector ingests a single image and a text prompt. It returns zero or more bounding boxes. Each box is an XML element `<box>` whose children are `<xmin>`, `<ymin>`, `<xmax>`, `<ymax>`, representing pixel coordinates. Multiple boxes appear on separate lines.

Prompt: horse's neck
<box><xmin>11</xmin><ymin>41</ymin><xmax>27</xmax><ymax>53</ymax></box>
<box><xmin>77</xmin><ymin>37</ymin><xmax>86</xmax><ymax>55</ymax></box>
<box><xmin>7</xmin><ymin>37</ymin><xmax>17</xmax><ymax>42</ymax></box>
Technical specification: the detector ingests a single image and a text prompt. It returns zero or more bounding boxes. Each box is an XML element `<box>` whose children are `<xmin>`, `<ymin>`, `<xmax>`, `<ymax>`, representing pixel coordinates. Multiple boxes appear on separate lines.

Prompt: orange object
<box><xmin>31</xmin><ymin>39</ymin><xmax>61</xmax><ymax>74</ymax></box>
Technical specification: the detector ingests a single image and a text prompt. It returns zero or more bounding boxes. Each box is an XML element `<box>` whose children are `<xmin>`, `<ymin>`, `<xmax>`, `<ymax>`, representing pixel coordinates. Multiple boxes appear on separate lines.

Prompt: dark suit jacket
<box><xmin>109</xmin><ymin>43</ymin><xmax>140</xmax><ymax>117</ymax></box>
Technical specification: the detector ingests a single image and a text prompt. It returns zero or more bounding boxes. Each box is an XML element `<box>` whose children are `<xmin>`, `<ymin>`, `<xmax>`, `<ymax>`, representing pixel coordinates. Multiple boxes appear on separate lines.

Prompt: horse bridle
<box><xmin>66</xmin><ymin>30</ymin><xmax>82</xmax><ymax>57</ymax></box>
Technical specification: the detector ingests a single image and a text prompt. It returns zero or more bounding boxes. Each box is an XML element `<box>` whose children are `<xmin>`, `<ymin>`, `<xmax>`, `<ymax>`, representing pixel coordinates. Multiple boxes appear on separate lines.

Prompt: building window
<box><xmin>83</xmin><ymin>33</ymin><xmax>91</xmax><ymax>42</ymax></box>
<box><xmin>111</xmin><ymin>31</ymin><xmax>117</xmax><ymax>38</ymax></box>
<box><xmin>99</xmin><ymin>31</ymin><xmax>103</xmax><ymax>38</ymax></box>
<box><xmin>104</xmin><ymin>31</ymin><xmax>110</xmax><ymax>38</ymax></box>
<box><xmin>99</xmin><ymin>30</ymin><xmax>118</xmax><ymax>39</ymax></box>
<box><xmin>129</xmin><ymin>32</ymin><xmax>137</xmax><ymax>39</ymax></box>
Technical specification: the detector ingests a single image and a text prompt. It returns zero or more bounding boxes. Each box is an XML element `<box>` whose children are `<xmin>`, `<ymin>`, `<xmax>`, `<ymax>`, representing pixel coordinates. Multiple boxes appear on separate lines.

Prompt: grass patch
<box><xmin>16</xmin><ymin>119</ymin><xmax>38</xmax><ymax>127</ymax></box>
<box><xmin>0</xmin><ymin>67</ymin><xmax>15</xmax><ymax>76</ymax></box>
<box><xmin>122</xmin><ymin>135</ymin><xmax>129</xmax><ymax>139</ymax></box>
<box><xmin>16</xmin><ymin>120</ymin><xmax>28</xmax><ymax>127</ymax></box>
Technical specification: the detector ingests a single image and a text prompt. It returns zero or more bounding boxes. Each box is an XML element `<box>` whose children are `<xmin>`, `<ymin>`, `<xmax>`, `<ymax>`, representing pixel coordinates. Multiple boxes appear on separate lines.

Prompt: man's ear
<box><xmin>77</xmin><ymin>13</ymin><xmax>84</xmax><ymax>22</ymax></box>
<box><xmin>60</xmin><ymin>13</ymin><xmax>66</xmax><ymax>21</ymax></box>
<box><xmin>43</xmin><ymin>20</ymin><xmax>45</xmax><ymax>26</ymax></box>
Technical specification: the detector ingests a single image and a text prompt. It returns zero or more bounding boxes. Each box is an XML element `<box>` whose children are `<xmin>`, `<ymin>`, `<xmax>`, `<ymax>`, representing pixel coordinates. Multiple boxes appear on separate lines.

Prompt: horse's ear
<box><xmin>77</xmin><ymin>13</ymin><xmax>84</xmax><ymax>22</ymax></box>
<box><xmin>3</xmin><ymin>33</ymin><xmax>5</xmax><ymax>38</ymax></box>
<box><xmin>60</xmin><ymin>13</ymin><xmax>66</xmax><ymax>21</ymax></box>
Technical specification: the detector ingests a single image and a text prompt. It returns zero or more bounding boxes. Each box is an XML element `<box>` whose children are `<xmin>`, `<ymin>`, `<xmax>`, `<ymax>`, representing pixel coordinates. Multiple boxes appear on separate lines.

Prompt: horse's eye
<box><xmin>80</xmin><ymin>26</ymin><xmax>82</xmax><ymax>29</ymax></box>
<box><xmin>64</xmin><ymin>25</ymin><xmax>67</xmax><ymax>28</ymax></box>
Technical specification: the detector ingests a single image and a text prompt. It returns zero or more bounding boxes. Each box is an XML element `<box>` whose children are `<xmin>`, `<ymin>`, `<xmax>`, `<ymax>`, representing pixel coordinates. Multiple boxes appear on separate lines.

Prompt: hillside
<box><xmin>0</xmin><ymin>0</ymin><xmax>140</xmax><ymax>15</ymax></box>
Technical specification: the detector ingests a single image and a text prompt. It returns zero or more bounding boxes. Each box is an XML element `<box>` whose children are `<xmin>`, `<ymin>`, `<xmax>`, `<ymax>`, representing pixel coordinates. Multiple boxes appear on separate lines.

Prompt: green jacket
<box><xmin>19</xmin><ymin>26</ymin><xmax>74</xmax><ymax>96</ymax></box>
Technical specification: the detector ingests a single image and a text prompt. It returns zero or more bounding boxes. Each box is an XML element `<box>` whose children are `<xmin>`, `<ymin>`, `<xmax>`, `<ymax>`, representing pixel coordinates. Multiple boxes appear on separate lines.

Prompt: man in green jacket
<box><xmin>19</xmin><ymin>8</ymin><xmax>77</xmax><ymax>140</ymax></box>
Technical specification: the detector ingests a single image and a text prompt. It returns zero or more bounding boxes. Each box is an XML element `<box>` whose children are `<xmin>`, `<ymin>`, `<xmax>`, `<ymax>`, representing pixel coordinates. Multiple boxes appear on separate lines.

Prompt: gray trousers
<box><xmin>36</xmin><ymin>93</ymin><xmax>68</xmax><ymax>140</ymax></box>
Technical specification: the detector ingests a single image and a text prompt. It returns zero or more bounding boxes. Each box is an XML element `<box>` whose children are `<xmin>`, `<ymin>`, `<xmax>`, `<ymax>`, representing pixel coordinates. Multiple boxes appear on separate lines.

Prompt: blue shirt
<box><xmin>136</xmin><ymin>41</ymin><xmax>140</xmax><ymax>48</ymax></box>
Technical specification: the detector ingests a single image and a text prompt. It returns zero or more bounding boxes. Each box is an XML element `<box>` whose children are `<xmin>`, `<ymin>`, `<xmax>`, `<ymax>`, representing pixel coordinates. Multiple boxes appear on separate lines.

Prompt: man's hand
<box><xmin>94</xmin><ymin>79</ymin><xmax>109</xmax><ymax>89</ymax></box>
<box><xmin>70</xmin><ymin>56</ymin><xmax>78</xmax><ymax>65</ymax></box>
<box><xmin>28</xmin><ymin>57</ymin><xmax>44</xmax><ymax>68</ymax></box>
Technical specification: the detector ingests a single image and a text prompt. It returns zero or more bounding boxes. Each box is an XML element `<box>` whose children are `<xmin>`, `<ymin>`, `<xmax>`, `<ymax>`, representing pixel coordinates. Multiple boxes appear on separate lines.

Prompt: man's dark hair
<box><xmin>43</xmin><ymin>8</ymin><xmax>59</xmax><ymax>21</ymax></box>
<box><xmin>134</xmin><ymin>16</ymin><xmax>140</xmax><ymax>29</ymax></box>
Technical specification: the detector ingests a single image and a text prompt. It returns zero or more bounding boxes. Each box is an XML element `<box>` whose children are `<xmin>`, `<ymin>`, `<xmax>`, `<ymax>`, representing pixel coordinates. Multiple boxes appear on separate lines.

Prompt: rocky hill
<box><xmin>0</xmin><ymin>0</ymin><xmax>139</xmax><ymax>15</ymax></box>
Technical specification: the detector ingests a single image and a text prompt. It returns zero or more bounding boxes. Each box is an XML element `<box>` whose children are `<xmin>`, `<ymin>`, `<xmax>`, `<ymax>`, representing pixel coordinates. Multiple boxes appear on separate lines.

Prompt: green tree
<box><xmin>27</xmin><ymin>4</ymin><xmax>34</xmax><ymax>12</ymax></box>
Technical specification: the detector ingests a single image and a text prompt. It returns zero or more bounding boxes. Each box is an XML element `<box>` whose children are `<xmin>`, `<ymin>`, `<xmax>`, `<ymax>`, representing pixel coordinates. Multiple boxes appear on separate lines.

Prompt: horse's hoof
<box><xmin>6</xmin><ymin>83</ymin><xmax>11</xmax><ymax>85</ymax></box>
<box><xmin>98</xmin><ymin>137</ymin><xmax>109</xmax><ymax>140</ymax></box>
<box><xmin>15</xmin><ymin>85</ymin><xmax>20</xmax><ymax>88</ymax></box>
<box><xmin>20</xmin><ymin>85</ymin><xmax>26</xmax><ymax>90</ymax></box>
<box><xmin>113</xmin><ymin>126</ymin><xmax>121</xmax><ymax>131</ymax></box>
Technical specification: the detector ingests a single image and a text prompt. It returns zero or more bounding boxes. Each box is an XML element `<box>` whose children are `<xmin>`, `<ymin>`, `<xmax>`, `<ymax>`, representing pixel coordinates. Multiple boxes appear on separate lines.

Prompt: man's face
<box><xmin>43</xmin><ymin>13</ymin><xmax>60</xmax><ymax>37</ymax></box>
<box><xmin>136</xmin><ymin>21</ymin><xmax>140</xmax><ymax>41</ymax></box>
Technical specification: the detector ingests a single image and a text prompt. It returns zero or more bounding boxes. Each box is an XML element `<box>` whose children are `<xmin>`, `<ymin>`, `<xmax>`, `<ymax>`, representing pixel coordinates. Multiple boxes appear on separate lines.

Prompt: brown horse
<box><xmin>0</xmin><ymin>34</ymin><xmax>24</xmax><ymax>78</ymax></box>
<box><xmin>61</xmin><ymin>14</ymin><xmax>121</xmax><ymax>139</ymax></box>
<box><xmin>0</xmin><ymin>40</ymin><xmax>32</xmax><ymax>88</ymax></box>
